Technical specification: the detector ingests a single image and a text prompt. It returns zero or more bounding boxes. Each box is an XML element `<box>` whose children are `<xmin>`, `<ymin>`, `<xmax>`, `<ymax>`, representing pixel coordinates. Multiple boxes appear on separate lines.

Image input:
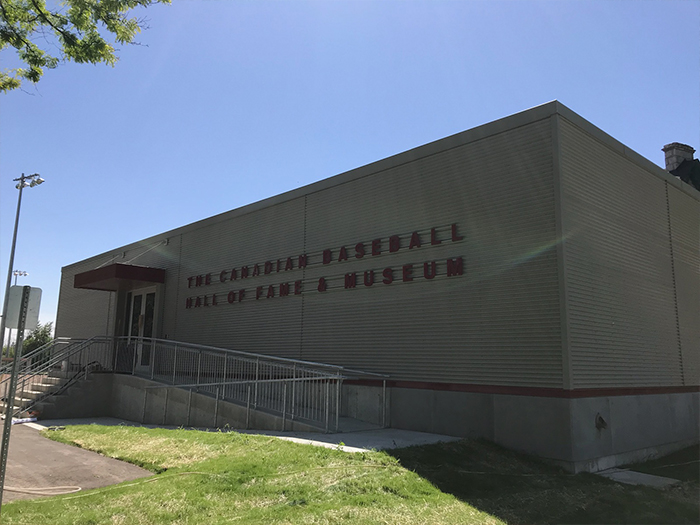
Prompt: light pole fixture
<box><xmin>12</xmin><ymin>271</ymin><xmax>28</xmax><ymax>286</ymax></box>
<box><xmin>0</xmin><ymin>173</ymin><xmax>44</xmax><ymax>358</ymax></box>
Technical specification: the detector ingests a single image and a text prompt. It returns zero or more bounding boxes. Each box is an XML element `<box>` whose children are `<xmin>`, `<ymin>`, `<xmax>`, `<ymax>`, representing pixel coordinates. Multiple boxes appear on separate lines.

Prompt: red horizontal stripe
<box><xmin>343</xmin><ymin>379</ymin><xmax>699</xmax><ymax>398</ymax></box>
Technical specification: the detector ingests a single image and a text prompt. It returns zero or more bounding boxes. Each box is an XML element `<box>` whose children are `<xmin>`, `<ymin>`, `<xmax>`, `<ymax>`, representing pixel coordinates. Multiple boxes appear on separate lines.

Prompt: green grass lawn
<box><xmin>1</xmin><ymin>425</ymin><xmax>697</xmax><ymax>525</ymax></box>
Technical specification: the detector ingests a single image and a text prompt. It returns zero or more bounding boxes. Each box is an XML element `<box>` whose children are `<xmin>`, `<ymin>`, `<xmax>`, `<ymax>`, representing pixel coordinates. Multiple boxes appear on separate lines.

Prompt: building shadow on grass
<box><xmin>386</xmin><ymin>439</ymin><xmax>700</xmax><ymax>525</ymax></box>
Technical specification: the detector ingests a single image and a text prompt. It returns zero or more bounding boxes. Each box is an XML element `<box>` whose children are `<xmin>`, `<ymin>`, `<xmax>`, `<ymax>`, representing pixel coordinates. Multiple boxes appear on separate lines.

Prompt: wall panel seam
<box><xmin>665</xmin><ymin>183</ymin><xmax>685</xmax><ymax>385</ymax></box>
<box><xmin>552</xmin><ymin>114</ymin><xmax>572</xmax><ymax>391</ymax></box>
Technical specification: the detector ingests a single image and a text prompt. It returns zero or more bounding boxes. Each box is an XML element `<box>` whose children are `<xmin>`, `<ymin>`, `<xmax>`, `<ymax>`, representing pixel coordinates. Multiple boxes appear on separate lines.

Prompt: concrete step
<box><xmin>0</xmin><ymin>402</ymin><xmax>22</xmax><ymax>414</ymax></box>
<box><xmin>33</xmin><ymin>382</ymin><xmax>62</xmax><ymax>393</ymax></box>
<box><xmin>23</xmin><ymin>390</ymin><xmax>49</xmax><ymax>400</ymax></box>
<box><xmin>48</xmin><ymin>370</ymin><xmax>74</xmax><ymax>380</ymax></box>
<box><xmin>1</xmin><ymin>397</ymin><xmax>34</xmax><ymax>409</ymax></box>
<box><xmin>38</xmin><ymin>376</ymin><xmax>64</xmax><ymax>386</ymax></box>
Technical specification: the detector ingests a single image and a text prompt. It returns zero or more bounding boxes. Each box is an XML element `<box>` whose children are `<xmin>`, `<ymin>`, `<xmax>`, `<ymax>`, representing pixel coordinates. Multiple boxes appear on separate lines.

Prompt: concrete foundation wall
<box><xmin>341</xmin><ymin>384</ymin><xmax>388</xmax><ymax>427</ymax></box>
<box><xmin>39</xmin><ymin>373</ymin><xmax>317</xmax><ymax>433</ymax></box>
<box><xmin>37</xmin><ymin>373</ymin><xmax>699</xmax><ymax>473</ymax></box>
<box><xmin>37</xmin><ymin>374</ymin><xmax>114</xmax><ymax>420</ymax></box>
<box><xmin>387</xmin><ymin>386</ymin><xmax>699</xmax><ymax>472</ymax></box>
<box><xmin>569</xmin><ymin>392</ymin><xmax>700</xmax><ymax>471</ymax></box>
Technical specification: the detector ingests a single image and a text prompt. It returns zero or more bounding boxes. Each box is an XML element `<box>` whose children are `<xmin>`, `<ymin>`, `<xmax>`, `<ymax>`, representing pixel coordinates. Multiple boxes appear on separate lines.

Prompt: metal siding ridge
<box><xmin>559</xmin><ymin>119</ymin><xmax>679</xmax><ymax>390</ymax></box>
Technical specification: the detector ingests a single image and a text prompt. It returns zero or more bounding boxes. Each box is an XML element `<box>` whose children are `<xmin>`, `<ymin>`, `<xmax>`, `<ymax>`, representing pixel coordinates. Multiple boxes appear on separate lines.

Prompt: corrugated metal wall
<box><xmin>301</xmin><ymin>119</ymin><xmax>562</xmax><ymax>386</ymax></box>
<box><xmin>559</xmin><ymin>116</ymin><xmax>699</xmax><ymax>388</ymax></box>
<box><xmin>55</xmin><ymin>260</ymin><xmax>115</xmax><ymax>339</ymax></box>
<box><xmin>173</xmin><ymin>198</ymin><xmax>306</xmax><ymax>358</ymax></box>
<box><xmin>667</xmin><ymin>186</ymin><xmax>700</xmax><ymax>385</ymax></box>
<box><xmin>56</xmin><ymin>116</ymin><xmax>563</xmax><ymax>387</ymax></box>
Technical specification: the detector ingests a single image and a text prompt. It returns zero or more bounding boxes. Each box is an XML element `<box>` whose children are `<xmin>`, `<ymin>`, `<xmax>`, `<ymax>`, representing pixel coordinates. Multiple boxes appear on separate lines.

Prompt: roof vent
<box><xmin>662</xmin><ymin>142</ymin><xmax>695</xmax><ymax>171</ymax></box>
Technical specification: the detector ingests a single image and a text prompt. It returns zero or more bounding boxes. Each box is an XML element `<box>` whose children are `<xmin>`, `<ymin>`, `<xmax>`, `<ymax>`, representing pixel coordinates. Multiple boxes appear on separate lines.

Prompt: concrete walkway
<box><xmin>596</xmin><ymin>468</ymin><xmax>680</xmax><ymax>487</ymax></box>
<box><xmin>30</xmin><ymin>416</ymin><xmax>461</xmax><ymax>453</ymax></box>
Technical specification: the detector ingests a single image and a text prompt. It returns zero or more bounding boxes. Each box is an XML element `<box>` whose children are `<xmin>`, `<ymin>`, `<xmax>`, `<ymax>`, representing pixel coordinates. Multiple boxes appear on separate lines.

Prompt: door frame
<box><xmin>125</xmin><ymin>286</ymin><xmax>158</xmax><ymax>373</ymax></box>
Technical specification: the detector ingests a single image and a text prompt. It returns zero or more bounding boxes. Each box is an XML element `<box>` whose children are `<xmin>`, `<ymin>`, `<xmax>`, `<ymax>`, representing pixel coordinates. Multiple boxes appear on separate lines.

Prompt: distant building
<box><xmin>56</xmin><ymin>101</ymin><xmax>699</xmax><ymax>472</ymax></box>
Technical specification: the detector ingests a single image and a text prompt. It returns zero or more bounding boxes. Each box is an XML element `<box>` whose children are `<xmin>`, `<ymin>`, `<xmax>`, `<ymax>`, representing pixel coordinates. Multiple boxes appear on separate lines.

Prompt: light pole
<box><xmin>0</xmin><ymin>174</ymin><xmax>44</xmax><ymax>358</ymax></box>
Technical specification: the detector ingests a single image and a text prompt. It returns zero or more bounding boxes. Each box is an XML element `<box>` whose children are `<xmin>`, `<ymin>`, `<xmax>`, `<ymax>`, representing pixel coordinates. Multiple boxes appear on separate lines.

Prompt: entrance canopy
<box><xmin>74</xmin><ymin>263</ymin><xmax>165</xmax><ymax>292</ymax></box>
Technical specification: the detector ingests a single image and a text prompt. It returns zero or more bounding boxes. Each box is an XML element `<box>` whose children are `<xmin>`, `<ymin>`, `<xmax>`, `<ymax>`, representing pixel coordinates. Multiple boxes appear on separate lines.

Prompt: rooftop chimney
<box><xmin>662</xmin><ymin>142</ymin><xmax>695</xmax><ymax>172</ymax></box>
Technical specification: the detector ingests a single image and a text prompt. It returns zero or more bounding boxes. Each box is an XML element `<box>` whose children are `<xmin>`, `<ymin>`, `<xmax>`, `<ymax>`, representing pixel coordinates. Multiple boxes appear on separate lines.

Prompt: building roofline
<box><xmin>62</xmin><ymin>100</ymin><xmax>699</xmax><ymax>271</ymax></box>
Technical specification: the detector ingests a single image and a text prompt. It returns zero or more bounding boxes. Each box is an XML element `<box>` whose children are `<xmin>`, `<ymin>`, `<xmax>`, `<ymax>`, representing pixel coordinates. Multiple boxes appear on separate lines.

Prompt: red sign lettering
<box><xmin>382</xmin><ymin>267</ymin><xmax>393</xmax><ymax>284</ymax></box>
<box><xmin>446</xmin><ymin>257</ymin><xmax>463</xmax><ymax>276</ymax></box>
<box><xmin>409</xmin><ymin>232</ymin><xmax>421</xmax><ymax>249</ymax></box>
<box><xmin>451</xmin><ymin>223</ymin><xmax>463</xmax><ymax>242</ymax></box>
<box><xmin>430</xmin><ymin>228</ymin><xmax>441</xmax><ymax>245</ymax></box>
<box><xmin>389</xmin><ymin>235</ymin><xmax>400</xmax><ymax>252</ymax></box>
<box><xmin>344</xmin><ymin>273</ymin><xmax>357</xmax><ymax>289</ymax></box>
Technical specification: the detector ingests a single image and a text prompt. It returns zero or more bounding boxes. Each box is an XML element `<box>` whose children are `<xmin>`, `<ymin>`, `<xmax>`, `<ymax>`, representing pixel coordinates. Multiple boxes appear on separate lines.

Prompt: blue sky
<box><xmin>1</xmin><ymin>0</ymin><xmax>698</xmax><ymax>334</ymax></box>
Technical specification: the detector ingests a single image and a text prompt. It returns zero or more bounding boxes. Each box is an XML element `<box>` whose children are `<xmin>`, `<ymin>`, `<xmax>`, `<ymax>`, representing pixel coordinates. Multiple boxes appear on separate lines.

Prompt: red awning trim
<box><xmin>74</xmin><ymin>263</ymin><xmax>165</xmax><ymax>291</ymax></box>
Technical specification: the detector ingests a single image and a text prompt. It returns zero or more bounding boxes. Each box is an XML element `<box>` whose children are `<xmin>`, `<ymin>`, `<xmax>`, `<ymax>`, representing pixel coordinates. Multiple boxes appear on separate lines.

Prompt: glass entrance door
<box><xmin>126</xmin><ymin>287</ymin><xmax>156</xmax><ymax>372</ymax></box>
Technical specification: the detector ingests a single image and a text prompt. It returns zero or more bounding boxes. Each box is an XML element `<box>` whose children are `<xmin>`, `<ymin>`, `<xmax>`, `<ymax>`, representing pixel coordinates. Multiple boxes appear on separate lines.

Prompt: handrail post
<box><xmin>112</xmin><ymin>338</ymin><xmax>118</xmax><ymax>372</ymax></box>
<box><xmin>150</xmin><ymin>339</ymin><xmax>155</xmax><ymax>380</ymax></box>
<box><xmin>214</xmin><ymin>386</ymin><xmax>220</xmax><ymax>428</ymax></box>
<box><xmin>172</xmin><ymin>345</ymin><xmax>178</xmax><ymax>385</ymax></box>
<box><xmin>382</xmin><ymin>379</ymin><xmax>387</xmax><ymax>428</ymax></box>
<box><xmin>325</xmin><ymin>380</ymin><xmax>330</xmax><ymax>433</ymax></box>
<box><xmin>246</xmin><ymin>383</ymin><xmax>251</xmax><ymax>430</ymax></box>
<box><xmin>221</xmin><ymin>354</ymin><xmax>227</xmax><ymax>402</ymax></box>
<box><xmin>141</xmin><ymin>389</ymin><xmax>147</xmax><ymax>424</ymax></box>
<box><xmin>335</xmin><ymin>371</ymin><xmax>341</xmax><ymax>432</ymax></box>
<box><xmin>290</xmin><ymin>364</ymin><xmax>296</xmax><ymax>421</ymax></box>
<box><xmin>282</xmin><ymin>380</ymin><xmax>287</xmax><ymax>431</ymax></box>
<box><xmin>163</xmin><ymin>388</ymin><xmax>169</xmax><ymax>425</ymax></box>
<box><xmin>196</xmin><ymin>351</ymin><xmax>202</xmax><ymax>392</ymax></box>
<box><xmin>254</xmin><ymin>357</ymin><xmax>259</xmax><ymax>409</ymax></box>
<box><xmin>131</xmin><ymin>341</ymin><xmax>137</xmax><ymax>375</ymax></box>
<box><xmin>187</xmin><ymin>389</ymin><xmax>193</xmax><ymax>427</ymax></box>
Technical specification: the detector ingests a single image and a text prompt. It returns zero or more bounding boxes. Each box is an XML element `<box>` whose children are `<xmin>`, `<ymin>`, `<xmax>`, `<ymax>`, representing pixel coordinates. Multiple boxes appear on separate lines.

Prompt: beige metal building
<box><xmin>55</xmin><ymin>101</ymin><xmax>699</xmax><ymax>472</ymax></box>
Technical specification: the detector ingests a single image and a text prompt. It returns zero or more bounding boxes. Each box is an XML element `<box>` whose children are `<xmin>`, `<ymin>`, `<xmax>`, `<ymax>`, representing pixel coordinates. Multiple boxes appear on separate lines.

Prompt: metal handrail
<box><xmin>1</xmin><ymin>336</ymin><xmax>112</xmax><ymax>417</ymax></box>
<box><xmin>3</xmin><ymin>335</ymin><xmax>390</xmax><ymax>432</ymax></box>
<box><xmin>0</xmin><ymin>337</ymin><xmax>75</xmax><ymax>375</ymax></box>
<box><xmin>144</xmin><ymin>376</ymin><xmax>338</xmax><ymax>389</ymax></box>
<box><xmin>113</xmin><ymin>336</ymin><xmax>348</xmax><ymax>373</ymax></box>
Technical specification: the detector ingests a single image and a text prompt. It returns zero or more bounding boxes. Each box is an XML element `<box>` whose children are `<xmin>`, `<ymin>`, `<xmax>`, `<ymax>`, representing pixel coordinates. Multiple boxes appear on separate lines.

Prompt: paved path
<box><xmin>33</xmin><ymin>417</ymin><xmax>461</xmax><ymax>453</ymax></box>
<box><xmin>0</xmin><ymin>423</ymin><xmax>151</xmax><ymax>502</ymax></box>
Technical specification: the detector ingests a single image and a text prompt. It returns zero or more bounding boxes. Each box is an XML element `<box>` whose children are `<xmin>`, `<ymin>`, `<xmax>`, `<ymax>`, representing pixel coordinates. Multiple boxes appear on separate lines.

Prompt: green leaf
<box><xmin>0</xmin><ymin>0</ymin><xmax>171</xmax><ymax>91</ymax></box>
